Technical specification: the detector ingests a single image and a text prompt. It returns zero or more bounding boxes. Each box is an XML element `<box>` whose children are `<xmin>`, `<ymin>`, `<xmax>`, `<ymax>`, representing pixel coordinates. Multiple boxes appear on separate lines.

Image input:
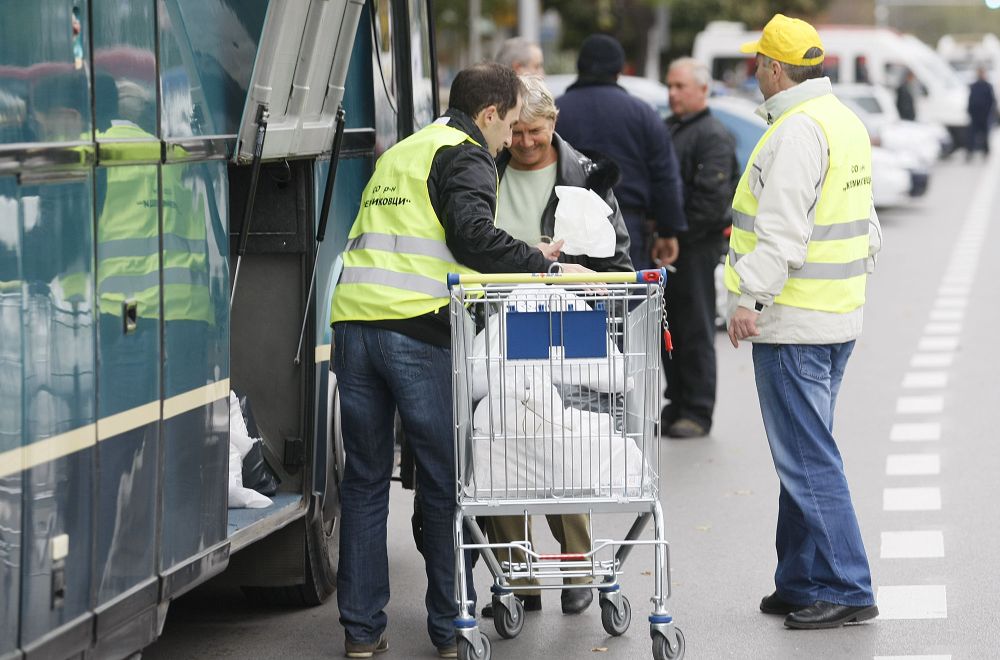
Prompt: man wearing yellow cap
<box><xmin>725</xmin><ymin>14</ymin><xmax>882</xmax><ymax>629</ymax></box>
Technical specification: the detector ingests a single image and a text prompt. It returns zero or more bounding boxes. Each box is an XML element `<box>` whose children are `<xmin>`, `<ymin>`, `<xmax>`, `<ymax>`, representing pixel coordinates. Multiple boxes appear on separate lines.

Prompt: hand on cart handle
<box><xmin>536</xmin><ymin>239</ymin><xmax>564</xmax><ymax>260</ymax></box>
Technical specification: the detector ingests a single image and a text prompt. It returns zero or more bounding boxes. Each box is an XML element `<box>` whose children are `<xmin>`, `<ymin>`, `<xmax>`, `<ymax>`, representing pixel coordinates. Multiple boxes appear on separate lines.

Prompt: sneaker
<box><xmin>667</xmin><ymin>418</ymin><xmax>708</xmax><ymax>439</ymax></box>
<box><xmin>345</xmin><ymin>632</ymin><xmax>388</xmax><ymax>658</ymax></box>
<box><xmin>438</xmin><ymin>642</ymin><xmax>458</xmax><ymax>658</ymax></box>
<box><xmin>436</xmin><ymin>642</ymin><xmax>458</xmax><ymax>658</ymax></box>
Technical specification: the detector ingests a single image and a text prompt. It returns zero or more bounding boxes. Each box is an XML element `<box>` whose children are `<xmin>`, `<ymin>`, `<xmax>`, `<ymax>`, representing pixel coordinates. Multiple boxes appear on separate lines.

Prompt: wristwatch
<box><xmin>753</xmin><ymin>301</ymin><xmax>765</xmax><ymax>312</ymax></box>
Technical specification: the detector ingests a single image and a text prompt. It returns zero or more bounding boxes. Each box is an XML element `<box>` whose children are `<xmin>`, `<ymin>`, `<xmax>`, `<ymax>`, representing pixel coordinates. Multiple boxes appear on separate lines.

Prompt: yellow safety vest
<box><xmin>330</xmin><ymin>123</ymin><xmax>488</xmax><ymax>323</ymax></box>
<box><xmin>96</xmin><ymin>122</ymin><xmax>212</xmax><ymax>323</ymax></box>
<box><xmin>724</xmin><ymin>94</ymin><xmax>872</xmax><ymax>314</ymax></box>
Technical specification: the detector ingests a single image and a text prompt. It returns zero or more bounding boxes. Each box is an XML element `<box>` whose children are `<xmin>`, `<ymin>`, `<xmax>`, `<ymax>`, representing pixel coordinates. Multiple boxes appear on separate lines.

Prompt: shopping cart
<box><xmin>447</xmin><ymin>270</ymin><xmax>684</xmax><ymax>660</ymax></box>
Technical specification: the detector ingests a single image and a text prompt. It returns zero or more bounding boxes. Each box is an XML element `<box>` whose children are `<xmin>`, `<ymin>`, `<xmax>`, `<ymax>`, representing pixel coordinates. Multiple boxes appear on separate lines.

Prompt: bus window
<box><xmin>855</xmin><ymin>56</ymin><xmax>870</xmax><ymax>84</ymax></box>
<box><xmin>823</xmin><ymin>55</ymin><xmax>840</xmax><ymax>83</ymax></box>
<box><xmin>371</xmin><ymin>0</ymin><xmax>398</xmax><ymax>154</ymax></box>
<box><xmin>158</xmin><ymin>0</ymin><xmax>268</xmax><ymax>138</ymax></box>
<box><xmin>409</xmin><ymin>0</ymin><xmax>436</xmax><ymax>129</ymax></box>
<box><xmin>0</xmin><ymin>1</ymin><xmax>93</xmax><ymax>145</ymax></box>
<box><xmin>93</xmin><ymin>0</ymin><xmax>157</xmax><ymax>135</ymax></box>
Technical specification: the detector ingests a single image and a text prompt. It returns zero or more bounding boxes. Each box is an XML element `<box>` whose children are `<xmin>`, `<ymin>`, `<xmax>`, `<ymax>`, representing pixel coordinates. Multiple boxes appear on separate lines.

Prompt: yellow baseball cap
<box><xmin>739</xmin><ymin>14</ymin><xmax>825</xmax><ymax>66</ymax></box>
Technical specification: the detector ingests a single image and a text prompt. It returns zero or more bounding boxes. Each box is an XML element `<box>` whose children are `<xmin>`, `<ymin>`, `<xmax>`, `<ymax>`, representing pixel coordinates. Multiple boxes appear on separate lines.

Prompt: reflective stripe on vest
<box><xmin>724</xmin><ymin>94</ymin><xmax>872</xmax><ymax>314</ymax></box>
<box><xmin>330</xmin><ymin>122</ymin><xmax>490</xmax><ymax>323</ymax></box>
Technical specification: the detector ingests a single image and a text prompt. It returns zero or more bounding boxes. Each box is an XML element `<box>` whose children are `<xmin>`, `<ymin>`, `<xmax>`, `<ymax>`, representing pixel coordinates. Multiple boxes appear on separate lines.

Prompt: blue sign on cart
<box><xmin>505</xmin><ymin>304</ymin><xmax>608</xmax><ymax>360</ymax></box>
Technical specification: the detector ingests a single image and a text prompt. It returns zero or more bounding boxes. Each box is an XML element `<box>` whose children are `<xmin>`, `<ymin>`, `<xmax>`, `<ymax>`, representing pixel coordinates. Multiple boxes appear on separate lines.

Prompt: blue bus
<box><xmin>0</xmin><ymin>1</ymin><xmax>438</xmax><ymax>657</ymax></box>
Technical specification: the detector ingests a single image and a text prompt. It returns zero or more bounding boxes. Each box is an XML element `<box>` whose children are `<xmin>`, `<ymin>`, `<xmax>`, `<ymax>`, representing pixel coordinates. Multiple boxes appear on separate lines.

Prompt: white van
<box><xmin>693</xmin><ymin>21</ymin><xmax>969</xmax><ymax>145</ymax></box>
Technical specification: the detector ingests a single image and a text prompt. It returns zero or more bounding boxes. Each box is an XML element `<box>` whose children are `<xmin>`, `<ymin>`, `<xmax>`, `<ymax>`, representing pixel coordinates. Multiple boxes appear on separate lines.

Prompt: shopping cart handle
<box><xmin>446</xmin><ymin>268</ymin><xmax>668</xmax><ymax>287</ymax></box>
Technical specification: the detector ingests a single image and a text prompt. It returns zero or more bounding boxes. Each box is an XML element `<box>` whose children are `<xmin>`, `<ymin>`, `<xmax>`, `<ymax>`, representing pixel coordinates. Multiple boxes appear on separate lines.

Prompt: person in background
<box><xmin>495</xmin><ymin>36</ymin><xmax>545</xmax><ymax>76</ymax></box>
<box><xmin>555</xmin><ymin>34</ymin><xmax>686</xmax><ymax>271</ymax></box>
<box><xmin>895</xmin><ymin>70</ymin><xmax>916</xmax><ymax>121</ymax></box>
<box><xmin>727</xmin><ymin>14</ymin><xmax>882</xmax><ymax>629</ymax></box>
<box><xmin>967</xmin><ymin>66</ymin><xmax>996</xmax><ymax>161</ymax></box>
<box><xmin>329</xmin><ymin>63</ymin><xmax>589</xmax><ymax>659</ymax></box>
<box><xmin>481</xmin><ymin>74</ymin><xmax>631</xmax><ymax>619</ymax></box>
<box><xmin>661</xmin><ymin>58</ymin><xmax>739</xmax><ymax>439</ymax></box>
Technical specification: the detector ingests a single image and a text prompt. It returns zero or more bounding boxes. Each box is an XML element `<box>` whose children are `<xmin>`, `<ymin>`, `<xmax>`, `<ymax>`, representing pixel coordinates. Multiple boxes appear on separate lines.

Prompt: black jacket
<box><xmin>370</xmin><ymin>109</ymin><xmax>553</xmax><ymax>346</ymax></box>
<box><xmin>555</xmin><ymin>80</ymin><xmax>687</xmax><ymax>236</ymax></box>
<box><xmin>968</xmin><ymin>79</ymin><xmax>997</xmax><ymax>126</ymax></box>
<box><xmin>665</xmin><ymin>108</ymin><xmax>739</xmax><ymax>245</ymax></box>
<box><xmin>496</xmin><ymin>133</ymin><xmax>633</xmax><ymax>272</ymax></box>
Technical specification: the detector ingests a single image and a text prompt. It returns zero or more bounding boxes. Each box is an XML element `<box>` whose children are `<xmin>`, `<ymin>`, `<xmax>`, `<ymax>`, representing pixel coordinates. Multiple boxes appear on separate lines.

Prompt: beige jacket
<box><xmin>726</xmin><ymin>77</ymin><xmax>884</xmax><ymax>344</ymax></box>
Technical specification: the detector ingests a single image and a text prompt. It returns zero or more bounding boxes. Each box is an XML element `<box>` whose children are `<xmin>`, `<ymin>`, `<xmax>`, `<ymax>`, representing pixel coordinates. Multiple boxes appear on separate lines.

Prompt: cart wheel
<box><xmin>600</xmin><ymin>595</ymin><xmax>631</xmax><ymax>636</ymax></box>
<box><xmin>458</xmin><ymin>633</ymin><xmax>492</xmax><ymax>660</ymax></box>
<box><xmin>652</xmin><ymin>626</ymin><xmax>685</xmax><ymax>660</ymax></box>
<box><xmin>492</xmin><ymin>596</ymin><xmax>525</xmax><ymax>639</ymax></box>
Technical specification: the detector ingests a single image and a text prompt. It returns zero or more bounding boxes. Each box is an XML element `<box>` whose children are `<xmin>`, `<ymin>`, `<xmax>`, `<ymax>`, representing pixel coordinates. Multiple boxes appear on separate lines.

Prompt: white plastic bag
<box><xmin>228</xmin><ymin>390</ymin><xmax>272</xmax><ymax>509</ymax></box>
<box><xmin>552</xmin><ymin>186</ymin><xmax>616</xmax><ymax>258</ymax></box>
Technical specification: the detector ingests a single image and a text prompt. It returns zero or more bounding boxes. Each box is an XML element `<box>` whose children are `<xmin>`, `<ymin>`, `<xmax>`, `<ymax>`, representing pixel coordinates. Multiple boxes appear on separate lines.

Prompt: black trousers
<box><xmin>967</xmin><ymin>121</ymin><xmax>991</xmax><ymax>155</ymax></box>
<box><xmin>661</xmin><ymin>236</ymin><xmax>723</xmax><ymax>430</ymax></box>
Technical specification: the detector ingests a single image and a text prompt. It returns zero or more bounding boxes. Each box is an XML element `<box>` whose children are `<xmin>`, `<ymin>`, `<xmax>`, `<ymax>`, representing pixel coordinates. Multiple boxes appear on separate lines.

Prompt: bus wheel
<box><xmin>299</xmin><ymin>372</ymin><xmax>345</xmax><ymax>605</ymax></box>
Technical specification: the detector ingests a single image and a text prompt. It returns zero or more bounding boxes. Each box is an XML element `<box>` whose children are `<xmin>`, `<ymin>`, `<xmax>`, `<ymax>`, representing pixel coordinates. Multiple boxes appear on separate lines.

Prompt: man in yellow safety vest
<box><xmin>725</xmin><ymin>14</ymin><xmax>883</xmax><ymax>629</ymax></box>
<box><xmin>329</xmin><ymin>62</ymin><xmax>588</xmax><ymax>659</ymax></box>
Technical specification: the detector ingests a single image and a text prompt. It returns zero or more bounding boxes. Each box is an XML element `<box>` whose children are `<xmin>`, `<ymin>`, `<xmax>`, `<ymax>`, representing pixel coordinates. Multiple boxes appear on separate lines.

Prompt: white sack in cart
<box><xmin>469</xmin><ymin>286</ymin><xmax>628</xmax><ymax>401</ymax></box>
<box><xmin>552</xmin><ymin>186</ymin><xmax>616</xmax><ymax>258</ymax></box>
<box><xmin>470</xmin><ymin>384</ymin><xmax>649</xmax><ymax>497</ymax></box>
<box><xmin>228</xmin><ymin>391</ymin><xmax>272</xmax><ymax>509</ymax></box>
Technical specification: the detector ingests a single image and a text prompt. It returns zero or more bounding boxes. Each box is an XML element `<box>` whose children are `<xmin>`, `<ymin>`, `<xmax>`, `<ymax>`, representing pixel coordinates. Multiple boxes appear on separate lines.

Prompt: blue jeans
<box><xmin>751</xmin><ymin>342</ymin><xmax>874</xmax><ymax>607</ymax></box>
<box><xmin>333</xmin><ymin>323</ymin><xmax>475</xmax><ymax>647</ymax></box>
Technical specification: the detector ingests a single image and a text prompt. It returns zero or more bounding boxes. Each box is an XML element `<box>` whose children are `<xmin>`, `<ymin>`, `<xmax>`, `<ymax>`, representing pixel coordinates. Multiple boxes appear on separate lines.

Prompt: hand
<box><xmin>558</xmin><ymin>263</ymin><xmax>593</xmax><ymax>274</ymax></box>
<box><xmin>728</xmin><ymin>306</ymin><xmax>760</xmax><ymax>348</ymax></box>
<box><xmin>651</xmin><ymin>237</ymin><xmax>679</xmax><ymax>266</ymax></box>
<box><xmin>537</xmin><ymin>239</ymin><xmax>564</xmax><ymax>261</ymax></box>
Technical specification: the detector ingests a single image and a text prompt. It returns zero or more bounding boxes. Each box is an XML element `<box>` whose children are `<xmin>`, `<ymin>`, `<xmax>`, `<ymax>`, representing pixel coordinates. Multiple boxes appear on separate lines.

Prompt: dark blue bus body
<box><xmin>0</xmin><ymin>0</ymin><xmax>434</xmax><ymax>657</ymax></box>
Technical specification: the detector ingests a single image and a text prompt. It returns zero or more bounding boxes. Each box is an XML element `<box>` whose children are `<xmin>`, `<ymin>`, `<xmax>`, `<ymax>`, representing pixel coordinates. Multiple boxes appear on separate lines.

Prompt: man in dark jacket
<box><xmin>555</xmin><ymin>34</ymin><xmax>686</xmax><ymax>270</ymax></box>
<box><xmin>967</xmin><ymin>67</ymin><xmax>996</xmax><ymax>160</ymax></box>
<box><xmin>329</xmin><ymin>63</ymin><xmax>589</xmax><ymax>659</ymax></box>
<box><xmin>661</xmin><ymin>58</ymin><xmax>739</xmax><ymax>438</ymax></box>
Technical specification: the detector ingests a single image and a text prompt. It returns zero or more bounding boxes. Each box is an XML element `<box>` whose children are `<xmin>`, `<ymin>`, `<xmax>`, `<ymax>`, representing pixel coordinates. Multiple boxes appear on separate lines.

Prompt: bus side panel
<box><xmin>0</xmin><ymin>177</ymin><xmax>23</xmax><ymax>657</ymax></box>
<box><xmin>18</xmin><ymin>176</ymin><xmax>97</xmax><ymax>654</ymax></box>
<box><xmin>159</xmin><ymin>161</ymin><xmax>230</xmax><ymax>574</ymax></box>
<box><xmin>94</xmin><ymin>163</ymin><xmax>161</xmax><ymax>607</ymax></box>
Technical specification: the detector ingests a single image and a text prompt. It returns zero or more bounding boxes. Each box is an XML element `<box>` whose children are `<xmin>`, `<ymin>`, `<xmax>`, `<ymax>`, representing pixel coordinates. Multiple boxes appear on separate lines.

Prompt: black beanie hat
<box><xmin>577</xmin><ymin>34</ymin><xmax>625</xmax><ymax>77</ymax></box>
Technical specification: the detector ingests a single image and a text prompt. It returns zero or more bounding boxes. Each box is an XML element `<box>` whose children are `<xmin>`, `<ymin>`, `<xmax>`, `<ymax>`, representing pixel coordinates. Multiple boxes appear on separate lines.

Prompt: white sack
<box><xmin>470</xmin><ymin>383</ymin><xmax>647</xmax><ymax>498</ymax></box>
<box><xmin>552</xmin><ymin>186</ymin><xmax>616</xmax><ymax>258</ymax></box>
<box><xmin>228</xmin><ymin>390</ymin><xmax>271</xmax><ymax>509</ymax></box>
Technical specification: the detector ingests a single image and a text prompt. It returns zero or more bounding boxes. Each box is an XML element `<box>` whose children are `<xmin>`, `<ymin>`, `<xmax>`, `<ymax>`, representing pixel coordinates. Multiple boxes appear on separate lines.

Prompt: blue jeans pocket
<box><xmin>791</xmin><ymin>344</ymin><xmax>830</xmax><ymax>381</ymax></box>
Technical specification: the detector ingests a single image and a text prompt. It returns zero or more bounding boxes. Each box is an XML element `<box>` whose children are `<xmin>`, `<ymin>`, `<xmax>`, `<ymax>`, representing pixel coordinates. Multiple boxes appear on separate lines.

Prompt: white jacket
<box><xmin>726</xmin><ymin>77</ymin><xmax>884</xmax><ymax>344</ymax></box>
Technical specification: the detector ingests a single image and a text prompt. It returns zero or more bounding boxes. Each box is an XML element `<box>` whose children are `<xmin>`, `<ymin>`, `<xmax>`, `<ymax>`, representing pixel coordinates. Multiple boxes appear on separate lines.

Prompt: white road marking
<box><xmin>886</xmin><ymin>454</ymin><xmax>940</xmax><ymax>476</ymax></box>
<box><xmin>936</xmin><ymin>287</ymin><xmax>968</xmax><ymax>298</ymax></box>
<box><xmin>896</xmin><ymin>396</ymin><xmax>944</xmax><ymax>414</ymax></box>
<box><xmin>932</xmin><ymin>298</ymin><xmax>967</xmax><ymax>309</ymax></box>
<box><xmin>928</xmin><ymin>309</ymin><xmax>964</xmax><ymax>321</ymax></box>
<box><xmin>901</xmin><ymin>372</ymin><xmax>948</xmax><ymax>388</ymax></box>
<box><xmin>883</xmin><ymin>487</ymin><xmax>941</xmax><ymax>511</ymax></box>
<box><xmin>876</xmin><ymin>585</ymin><xmax>948</xmax><ymax>619</ymax></box>
<box><xmin>890</xmin><ymin>422</ymin><xmax>941</xmax><ymax>442</ymax></box>
<box><xmin>874</xmin><ymin>656</ymin><xmax>951</xmax><ymax>660</ymax></box>
<box><xmin>880</xmin><ymin>531</ymin><xmax>945</xmax><ymax>558</ymax></box>
<box><xmin>922</xmin><ymin>323</ymin><xmax>962</xmax><ymax>335</ymax></box>
<box><xmin>909</xmin><ymin>353</ymin><xmax>954</xmax><ymax>368</ymax></box>
<box><xmin>917</xmin><ymin>337</ymin><xmax>959</xmax><ymax>351</ymax></box>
